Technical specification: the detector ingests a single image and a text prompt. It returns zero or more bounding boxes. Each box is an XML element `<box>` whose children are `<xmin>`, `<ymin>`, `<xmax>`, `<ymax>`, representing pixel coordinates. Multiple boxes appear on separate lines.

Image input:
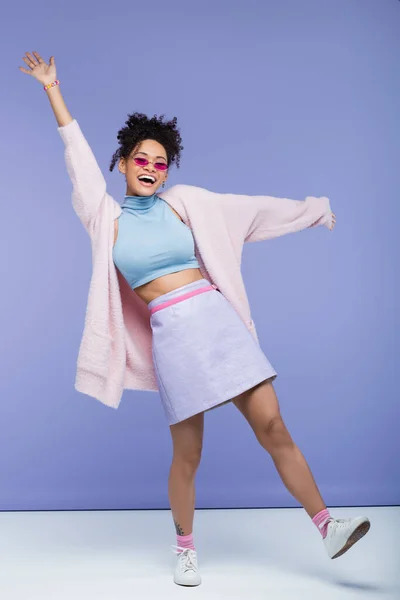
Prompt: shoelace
<box><xmin>319</xmin><ymin>517</ymin><xmax>346</xmax><ymax>530</ymax></box>
<box><xmin>332</xmin><ymin>518</ymin><xmax>349</xmax><ymax>528</ymax></box>
<box><xmin>170</xmin><ymin>545</ymin><xmax>198</xmax><ymax>572</ymax></box>
<box><xmin>323</xmin><ymin>518</ymin><xmax>349</xmax><ymax>533</ymax></box>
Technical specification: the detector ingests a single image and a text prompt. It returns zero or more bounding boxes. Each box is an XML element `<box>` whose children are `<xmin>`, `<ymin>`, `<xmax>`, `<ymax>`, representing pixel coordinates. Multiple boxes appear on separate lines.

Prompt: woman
<box><xmin>19</xmin><ymin>51</ymin><xmax>370</xmax><ymax>587</ymax></box>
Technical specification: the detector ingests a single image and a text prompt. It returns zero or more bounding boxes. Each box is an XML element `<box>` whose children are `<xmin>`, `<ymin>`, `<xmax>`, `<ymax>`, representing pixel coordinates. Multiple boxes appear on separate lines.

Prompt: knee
<box><xmin>256</xmin><ymin>415</ymin><xmax>293</xmax><ymax>453</ymax></box>
<box><xmin>172</xmin><ymin>445</ymin><xmax>203</xmax><ymax>476</ymax></box>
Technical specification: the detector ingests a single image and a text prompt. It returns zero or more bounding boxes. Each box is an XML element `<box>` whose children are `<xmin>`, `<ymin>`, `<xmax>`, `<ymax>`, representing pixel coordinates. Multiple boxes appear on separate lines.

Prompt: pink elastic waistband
<box><xmin>149</xmin><ymin>284</ymin><xmax>218</xmax><ymax>315</ymax></box>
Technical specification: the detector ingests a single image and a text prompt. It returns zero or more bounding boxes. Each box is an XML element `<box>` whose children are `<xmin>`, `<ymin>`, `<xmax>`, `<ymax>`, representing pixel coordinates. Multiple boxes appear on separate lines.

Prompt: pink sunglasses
<box><xmin>132</xmin><ymin>156</ymin><xmax>168</xmax><ymax>171</ymax></box>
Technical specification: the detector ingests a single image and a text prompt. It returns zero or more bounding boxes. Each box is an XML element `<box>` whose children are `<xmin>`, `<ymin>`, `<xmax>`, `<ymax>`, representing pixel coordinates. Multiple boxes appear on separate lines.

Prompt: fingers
<box><xmin>32</xmin><ymin>51</ymin><xmax>44</xmax><ymax>63</ymax></box>
<box><xmin>20</xmin><ymin>51</ymin><xmax>48</xmax><ymax>72</ymax></box>
<box><xmin>23</xmin><ymin>52</ymin><xmax>38</xmax><ymax>68</ymax></box>
<box><xmin>19</xmin><ymin>51</ymin><xmax>51</xmax><ymax>76</ymax></box>
<box><xmin>21</xmin><ymin>57</ymin><xmax>33</xmax><ymax>69</ymax></box>
<box><xmin>19</xmin><ymin>66</ymin><xmax>33</xmax><ymax>75</ymax></box>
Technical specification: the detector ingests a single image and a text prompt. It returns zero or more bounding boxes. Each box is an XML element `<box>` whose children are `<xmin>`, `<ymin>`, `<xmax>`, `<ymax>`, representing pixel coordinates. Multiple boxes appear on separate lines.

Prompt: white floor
<box><xmin>0</xmin><ymin>506</ymin><xmax>398</xmax><ymax>599</ymax></box>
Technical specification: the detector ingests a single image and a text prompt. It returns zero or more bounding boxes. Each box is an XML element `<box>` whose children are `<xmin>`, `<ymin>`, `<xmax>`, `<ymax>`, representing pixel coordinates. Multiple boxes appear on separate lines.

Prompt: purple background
<box><xmin>1</xmin><ymin>0</ymin><xmax>398</xmax><ymax>510</ymax></box>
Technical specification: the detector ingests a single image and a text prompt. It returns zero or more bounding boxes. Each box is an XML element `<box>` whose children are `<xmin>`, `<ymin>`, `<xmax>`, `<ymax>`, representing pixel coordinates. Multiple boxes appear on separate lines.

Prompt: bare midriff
<box><xmin>113</xmin><ymin>204</ymin><xmax>205</xmax><ymax>306</ymax></box>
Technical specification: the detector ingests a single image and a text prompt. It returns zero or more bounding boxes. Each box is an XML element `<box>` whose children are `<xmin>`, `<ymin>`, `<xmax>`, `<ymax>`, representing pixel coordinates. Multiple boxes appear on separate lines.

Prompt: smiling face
<box><xmin>118</xmin><ymin>139</ymin><xmax>169</xmax><ymax>196</ymax></box>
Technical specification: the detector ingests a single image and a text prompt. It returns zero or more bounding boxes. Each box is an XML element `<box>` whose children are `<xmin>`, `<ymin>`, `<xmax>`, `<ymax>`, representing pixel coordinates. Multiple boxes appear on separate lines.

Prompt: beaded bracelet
<box><xmin>44</xmin><ymin>80</ymin><xmax>60</xmax><ymax>91</ymax></box>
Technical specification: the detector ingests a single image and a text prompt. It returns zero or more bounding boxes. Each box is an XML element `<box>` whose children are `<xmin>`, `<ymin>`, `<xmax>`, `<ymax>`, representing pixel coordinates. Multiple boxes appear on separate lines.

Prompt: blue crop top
<box><xmin>112</xmin><ymin>193</ymin><xmax>200</xmax><ymax>289</ymax></box>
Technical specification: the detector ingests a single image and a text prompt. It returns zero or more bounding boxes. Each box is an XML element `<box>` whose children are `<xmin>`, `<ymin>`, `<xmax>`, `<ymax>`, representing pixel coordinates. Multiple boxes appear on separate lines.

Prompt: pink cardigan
<box><xmin>58</xmin><ymin>119</ymin><xmax>333</xmax><ymax>409</ymax></box>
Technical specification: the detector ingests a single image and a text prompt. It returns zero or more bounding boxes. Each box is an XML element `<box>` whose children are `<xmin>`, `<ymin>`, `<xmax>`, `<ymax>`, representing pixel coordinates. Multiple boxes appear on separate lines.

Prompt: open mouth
<box><xmin>138</xmin><ymin>175</ymin><xmax>156</xmax><ymax>187</ymax></box>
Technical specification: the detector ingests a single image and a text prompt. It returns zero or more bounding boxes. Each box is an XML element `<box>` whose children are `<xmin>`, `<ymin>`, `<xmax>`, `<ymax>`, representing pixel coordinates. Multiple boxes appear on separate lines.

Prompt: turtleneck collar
<box><xmin>122</xmin><ymin>193</ymin><xmax>158</xmax><ymax>212</ymax></box>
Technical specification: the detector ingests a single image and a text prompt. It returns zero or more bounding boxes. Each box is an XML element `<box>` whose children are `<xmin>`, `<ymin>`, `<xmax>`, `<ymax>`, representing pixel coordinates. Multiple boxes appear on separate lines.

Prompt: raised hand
<box><xmin>329</xmin><ymin>212</ymin><xmax>336</xmax><ymax>231</ymax></box>
<box><xmin>19</xmin><ymin>51</ymin><xmax>56</xmax><ymax>85</ymax></box>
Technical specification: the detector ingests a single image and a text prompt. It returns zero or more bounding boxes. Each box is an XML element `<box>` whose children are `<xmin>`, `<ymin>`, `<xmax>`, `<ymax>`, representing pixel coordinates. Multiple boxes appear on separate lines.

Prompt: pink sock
<box><xmin>176</xmin><ymin>532</ymin><xmax>196</xmax><ymax>552</ymax></box>
<box><xmin>312</xmin><ymin>508</ymin><xmax>333</xmax><ymax>538</ymax></box>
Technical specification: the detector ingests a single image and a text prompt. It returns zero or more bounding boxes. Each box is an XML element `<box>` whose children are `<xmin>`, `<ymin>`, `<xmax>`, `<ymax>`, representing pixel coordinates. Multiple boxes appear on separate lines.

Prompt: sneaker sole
<box><xmin>174</xmin><ymin>579</ymin><xmax>201</xmax><ymax>587</ymax></box>
<box><xmin>331</xmin><ymin>519</ymin><xmax>371</xmax><ymax>559</ymax></box>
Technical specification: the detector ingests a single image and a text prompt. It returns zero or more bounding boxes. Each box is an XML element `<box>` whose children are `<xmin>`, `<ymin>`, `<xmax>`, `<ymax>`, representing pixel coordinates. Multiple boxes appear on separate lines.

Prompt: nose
<box><xmin>145</xmin><ymin>161</ymin><xmax>157</xmax><ymax>173</ymax></box>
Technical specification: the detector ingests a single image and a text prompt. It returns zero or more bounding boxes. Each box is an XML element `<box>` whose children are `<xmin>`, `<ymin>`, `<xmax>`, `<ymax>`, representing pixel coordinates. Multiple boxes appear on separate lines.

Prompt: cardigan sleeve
<box><xmin>58</xmin><ymin>119</ymin><xmax>119</xmax><ymax>235</ymax></box>
<box><xmin>216</xmin><ymin>192</ymin><xmax>333</xmax><ymax>243</ymax></box>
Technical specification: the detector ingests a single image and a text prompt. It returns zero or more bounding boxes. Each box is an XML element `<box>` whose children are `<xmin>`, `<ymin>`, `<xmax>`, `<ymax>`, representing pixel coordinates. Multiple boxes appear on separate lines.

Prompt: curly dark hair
<box><xmin>109</xmin><ymin>112</ymin><xmax>184</xmax><ymax>172</ymax></box>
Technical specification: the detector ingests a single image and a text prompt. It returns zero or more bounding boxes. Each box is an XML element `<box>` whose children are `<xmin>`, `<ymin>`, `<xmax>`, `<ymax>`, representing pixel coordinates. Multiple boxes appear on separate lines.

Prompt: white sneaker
<box><xmin>171</xmin><ymin>545</ymin><xmax>202</xmax><ymax>586</ymax></box>
<box><xmin>323</xmin><ymin>516</ymin><xmax>371</xmax><ymax>559</ymax></box>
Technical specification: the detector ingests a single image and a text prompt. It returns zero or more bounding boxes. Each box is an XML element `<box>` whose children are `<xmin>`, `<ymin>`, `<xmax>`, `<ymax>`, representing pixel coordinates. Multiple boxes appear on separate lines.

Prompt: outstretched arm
<box><xmin>216</xmin><ymin>191</ymin><xmax>335</xmax><ymax>243</ymax></box>
<box><xmin>19</xmin><ymin>50</ymin><xmax>117</xmax><ymax>236</ymax></box>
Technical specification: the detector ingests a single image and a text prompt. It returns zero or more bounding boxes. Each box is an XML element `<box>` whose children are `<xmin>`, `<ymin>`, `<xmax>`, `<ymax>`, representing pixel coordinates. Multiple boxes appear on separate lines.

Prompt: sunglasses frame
<box><xmin>132</xmin><ymin>156</ymin><xmax>169</xmax><ymax>172</ymax></box>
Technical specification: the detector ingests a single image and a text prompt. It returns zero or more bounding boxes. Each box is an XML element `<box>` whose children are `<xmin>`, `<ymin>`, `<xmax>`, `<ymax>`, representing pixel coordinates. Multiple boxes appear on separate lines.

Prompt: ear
<box><xmin>118</xmin><ymin>157</ymin><xmax>126</xmax><ymax>174</ymax></box>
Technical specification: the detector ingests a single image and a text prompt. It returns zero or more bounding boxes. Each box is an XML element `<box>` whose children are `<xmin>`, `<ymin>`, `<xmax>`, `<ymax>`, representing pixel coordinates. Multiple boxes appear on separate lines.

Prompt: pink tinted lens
<box><xmin>154</xmin><ymin>162</ymin><xmax>168</xmax><ymax>171</ymax></box>
<box><xmin>133</xmin><ymin>157</ymin><xmax>148</xmax><ymax>166</ymax></box>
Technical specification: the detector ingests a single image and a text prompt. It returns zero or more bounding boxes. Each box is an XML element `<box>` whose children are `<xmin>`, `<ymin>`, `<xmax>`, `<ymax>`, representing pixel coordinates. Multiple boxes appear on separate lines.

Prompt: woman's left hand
<box><xmin>329</xmin><ymin>212</ymin><xmax>336</xmax><ymax>231</ymax></box>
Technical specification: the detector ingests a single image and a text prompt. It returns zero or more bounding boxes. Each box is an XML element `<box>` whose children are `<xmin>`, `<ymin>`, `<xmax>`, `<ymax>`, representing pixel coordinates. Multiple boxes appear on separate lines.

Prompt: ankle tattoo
<box><xmin>174</xmin><ymin>519</ymin><xmax>185</xmax><ymax>536</ymax></box>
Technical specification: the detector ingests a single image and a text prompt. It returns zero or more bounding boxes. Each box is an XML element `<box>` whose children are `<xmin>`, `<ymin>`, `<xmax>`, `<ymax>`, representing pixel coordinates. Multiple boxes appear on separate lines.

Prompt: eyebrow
<box><xmin>134</xmin><ymin>151</ymin><xmax>167</xmax><ymax>161</ymax></box>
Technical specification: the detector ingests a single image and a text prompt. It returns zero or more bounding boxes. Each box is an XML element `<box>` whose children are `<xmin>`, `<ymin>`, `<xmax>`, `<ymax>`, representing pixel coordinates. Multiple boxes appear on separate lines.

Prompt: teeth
<box><xmin>139</xmin><ymin>176</ymin><xmax>155</xmax><ymax>183</ymax></box>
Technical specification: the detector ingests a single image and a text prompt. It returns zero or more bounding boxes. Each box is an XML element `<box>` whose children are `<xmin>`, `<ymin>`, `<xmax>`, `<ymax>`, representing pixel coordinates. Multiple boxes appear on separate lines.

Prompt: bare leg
<box><xmin>168</xmin><ymin>412</ymin><xmax>204</xmax><ymax>535</ymax></box>
<box><xmin>233</xmin><ymin>380</ymin><xmax>326</xmax><ymax>518</ymax></box>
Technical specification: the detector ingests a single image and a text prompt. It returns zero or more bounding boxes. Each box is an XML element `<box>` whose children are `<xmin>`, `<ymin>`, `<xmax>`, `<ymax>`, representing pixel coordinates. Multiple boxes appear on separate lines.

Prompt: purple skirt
<box><xmin>148</xmin><ymin>279</ymin><xmax>277</xmax><ymax>425</ymax></box>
